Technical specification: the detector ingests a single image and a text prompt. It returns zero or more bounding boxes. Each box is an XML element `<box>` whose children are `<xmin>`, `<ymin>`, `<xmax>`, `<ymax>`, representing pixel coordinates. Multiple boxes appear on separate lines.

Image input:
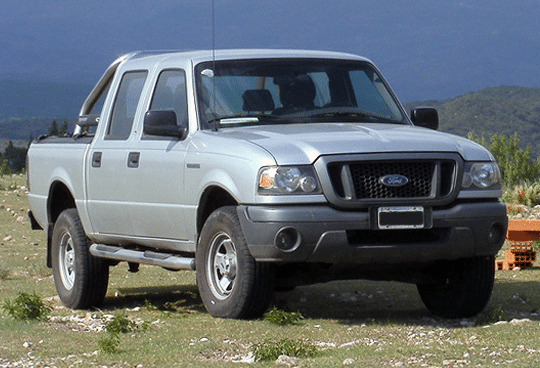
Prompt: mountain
<box><xmin>407</xmin><ymin>86</ymin><xmax>540</xmax><ymax>157</ymax></box>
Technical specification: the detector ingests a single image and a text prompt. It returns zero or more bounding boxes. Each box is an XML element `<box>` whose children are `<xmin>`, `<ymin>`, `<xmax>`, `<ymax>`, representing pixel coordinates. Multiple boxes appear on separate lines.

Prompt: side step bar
<box><xmin>89</xmin><ymin>244</ymin><xmax>195</xmax><ymax>270</ymax></box>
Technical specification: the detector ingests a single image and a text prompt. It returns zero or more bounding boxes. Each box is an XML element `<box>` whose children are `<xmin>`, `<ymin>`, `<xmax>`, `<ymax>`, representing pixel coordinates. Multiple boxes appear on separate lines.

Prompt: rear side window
<box><xmin>150</xmin><ymin>69</ymin><xmax>188</xmax><ymax>127</ymax></box>
<box><xmin>107</xmin><ymin>71</ymin><xmax>148</xmax><ymax>140</ymax></box>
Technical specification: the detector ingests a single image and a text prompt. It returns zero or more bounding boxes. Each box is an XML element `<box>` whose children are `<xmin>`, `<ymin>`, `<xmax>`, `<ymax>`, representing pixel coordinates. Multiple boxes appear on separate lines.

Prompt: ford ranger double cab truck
<box><xmin>27</xmin><ymin>49</ymin><xmax>507</xmax><ymax>319</ymax></box>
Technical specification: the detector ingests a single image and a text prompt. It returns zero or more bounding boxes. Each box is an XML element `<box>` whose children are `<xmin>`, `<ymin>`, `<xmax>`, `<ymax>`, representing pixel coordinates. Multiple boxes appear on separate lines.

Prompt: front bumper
<box><xmin>237</xmin><ymin>201</ymin><xmax>507</xmax><ymax>264</ymax></box>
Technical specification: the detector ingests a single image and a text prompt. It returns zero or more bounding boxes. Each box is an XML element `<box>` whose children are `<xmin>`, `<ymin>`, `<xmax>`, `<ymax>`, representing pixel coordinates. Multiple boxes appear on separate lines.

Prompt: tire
<box><xmin>417</xmin><ymin>256</ymin><xmax>495</xmax><ymax>319</ymax></box>
<box><xmin>51</xmin><ymin>208</ymin><xmax>109</xmax><ymax>309</ymax></box>
<box><xmin>196</xmin><ymin>206</ymin><xmax>275</xmax><ymax>319</ymax></box>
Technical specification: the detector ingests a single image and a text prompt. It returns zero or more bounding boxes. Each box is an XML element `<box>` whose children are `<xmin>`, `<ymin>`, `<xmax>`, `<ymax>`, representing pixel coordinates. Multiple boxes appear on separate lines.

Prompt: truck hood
<box><xmin>220</xmin><ymin>123</ymin><xmax>494</xmax><ymax>165</ymax></box>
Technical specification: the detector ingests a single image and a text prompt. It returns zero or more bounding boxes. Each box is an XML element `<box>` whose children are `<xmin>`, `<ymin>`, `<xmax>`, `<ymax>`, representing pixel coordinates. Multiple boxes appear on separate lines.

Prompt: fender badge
<box><xmin>379</xmin><ymin>174</ymin><xmax>409</xmax><ymax>187</ymax></box>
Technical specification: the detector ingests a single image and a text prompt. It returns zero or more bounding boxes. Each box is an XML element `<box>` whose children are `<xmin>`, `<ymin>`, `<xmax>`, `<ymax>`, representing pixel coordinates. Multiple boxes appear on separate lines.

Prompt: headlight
<box><xmin>462</xmin><ymin>162</ymin><xmax>501</xmax><ymax>189</ymax></box>
<box><xmin>258</xmin><ymin>166</ymin><xmax>321</xmax><ymax>195</ymax></box>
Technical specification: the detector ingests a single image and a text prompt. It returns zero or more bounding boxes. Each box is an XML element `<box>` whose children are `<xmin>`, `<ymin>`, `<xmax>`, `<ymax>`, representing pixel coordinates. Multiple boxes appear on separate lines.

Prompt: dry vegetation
<box><xmin>2</xmin><ymin>174</ymin><xmax>540</xmax><ymax>367</ymax></box>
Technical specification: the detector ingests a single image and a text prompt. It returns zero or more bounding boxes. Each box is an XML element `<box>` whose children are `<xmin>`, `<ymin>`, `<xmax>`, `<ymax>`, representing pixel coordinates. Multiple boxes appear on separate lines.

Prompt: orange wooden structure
<box><xmin>496</xmin><ymin>219</ymin><xmax>539</xmax><ymax>270</ymax></box>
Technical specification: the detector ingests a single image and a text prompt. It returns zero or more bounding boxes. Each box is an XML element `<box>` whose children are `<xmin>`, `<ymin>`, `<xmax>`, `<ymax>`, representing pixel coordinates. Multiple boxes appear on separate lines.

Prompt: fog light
<box><xmin>274</xmin><ymin>227</ymin><xmax>301</xmax><ymax>252</ymax></box>
<box><xmin>488</xmin><ymin>222</ymin><xmax>505</xmax><ymax>246</ymax></box>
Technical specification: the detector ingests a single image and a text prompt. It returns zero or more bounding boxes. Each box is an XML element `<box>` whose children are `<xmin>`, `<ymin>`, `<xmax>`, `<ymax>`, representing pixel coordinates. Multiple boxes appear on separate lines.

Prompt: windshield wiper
<box><xmin>307</xmin><ymin>107</ymin><xmax>395</xmax><ymax>123</ymax></box>
<box><xmin>207</xmin><ymin>114</ymin><xmax>295</xmax><ymax>128</ymax></box>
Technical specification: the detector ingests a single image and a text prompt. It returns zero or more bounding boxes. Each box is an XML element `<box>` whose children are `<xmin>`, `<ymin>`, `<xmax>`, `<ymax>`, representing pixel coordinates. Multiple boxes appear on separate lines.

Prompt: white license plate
<box><xmin>378</xmin><ymin>206</ymin><xmax>424</xmax><ymax>229</ymax></box>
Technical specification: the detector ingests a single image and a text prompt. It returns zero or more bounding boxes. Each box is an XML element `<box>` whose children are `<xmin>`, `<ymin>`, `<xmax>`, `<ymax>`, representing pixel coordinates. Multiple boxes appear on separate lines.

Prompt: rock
<box><xmin>276</xmin><ymin>355</ymin><xmax>300</xmax><ymax>367</ymax></box>
<box><xmin>343</xmin><ymin>358</ymin><xmax>356</xmax><ymax>365</ymax></box>
<box><xmin>510</xmin><ymin>318</ymin><xmax>531</xmax><ymax>325</ymax></box>
<box><xmin>3</xmin><ymin>235</ymin><xmax>12</xmax><ymax>242</ymax></box>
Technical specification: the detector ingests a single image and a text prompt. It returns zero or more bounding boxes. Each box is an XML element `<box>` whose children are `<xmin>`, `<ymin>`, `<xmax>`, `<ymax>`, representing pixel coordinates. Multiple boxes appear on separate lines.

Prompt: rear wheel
<box><xmin>51</xmin><ymin>209</ymin><xmax>109</xmax><ymax>309</ymax></box>
<box><xmin>196</xmin><ymin>206</ymin><xmax>275</xmax><ymax>319</ymax></box>
<box><xmin>417</xmin><ymin>256</ymin><xmax>495</xmax><ymax>318</ymax></box>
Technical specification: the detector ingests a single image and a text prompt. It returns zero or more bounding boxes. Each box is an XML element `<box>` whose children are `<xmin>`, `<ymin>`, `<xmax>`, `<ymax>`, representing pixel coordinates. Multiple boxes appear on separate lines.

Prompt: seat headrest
<box><xmin>242</xmin><ymin>89</ymin><xmax>275</xmax><ymax>112</ymax></box>
<box><xmin>273</xmin><ymin>74</ymin><xmax>316</xmax><ymax>108</ymax></box>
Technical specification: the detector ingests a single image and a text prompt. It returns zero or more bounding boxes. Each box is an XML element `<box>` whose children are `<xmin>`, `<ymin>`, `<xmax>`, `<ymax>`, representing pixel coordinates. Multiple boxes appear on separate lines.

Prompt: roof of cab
<box><xmin>119</xmin><ymin>49</ymin><xmax>370</xmax><ymax>66</ymax></box>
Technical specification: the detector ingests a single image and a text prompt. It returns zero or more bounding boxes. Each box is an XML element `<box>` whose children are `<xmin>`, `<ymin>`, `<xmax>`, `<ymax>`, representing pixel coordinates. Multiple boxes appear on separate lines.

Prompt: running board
<box><xmin>89</xmin><ymin>244</ymin><xmax>195</xmax><ymax>270</ymax></box>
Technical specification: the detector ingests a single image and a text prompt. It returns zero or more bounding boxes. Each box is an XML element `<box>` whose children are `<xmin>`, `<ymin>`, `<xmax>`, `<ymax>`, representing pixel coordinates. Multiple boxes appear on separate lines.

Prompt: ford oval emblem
<box><xmin>380</xmin><ymin>174</ymin><xmax>409</xmax><ymax>187</ymax></box>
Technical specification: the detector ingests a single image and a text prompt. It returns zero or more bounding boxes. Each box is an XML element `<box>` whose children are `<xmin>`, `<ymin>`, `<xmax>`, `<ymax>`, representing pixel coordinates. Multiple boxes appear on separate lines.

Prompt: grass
<box><xmin>3</xmin><ymin>173</ymin><xmax>540</xmax><ymax>367</ymax></box>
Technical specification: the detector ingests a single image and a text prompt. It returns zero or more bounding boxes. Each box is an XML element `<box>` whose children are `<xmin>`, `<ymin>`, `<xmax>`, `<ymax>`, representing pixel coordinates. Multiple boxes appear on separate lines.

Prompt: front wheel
<box><xmin>417</xmin><ymin>256</ymin><xmax>495</xmax><ymax>318</ymax></box>
<box><xmin>51</xmin><ymin>209</ymin><xmax>109</xmax><ymax>309</ymax></box>
<box><xmin>196</xmin><ymin>206</ymin><xmax>275</xmax><ymax>319</ymax></box>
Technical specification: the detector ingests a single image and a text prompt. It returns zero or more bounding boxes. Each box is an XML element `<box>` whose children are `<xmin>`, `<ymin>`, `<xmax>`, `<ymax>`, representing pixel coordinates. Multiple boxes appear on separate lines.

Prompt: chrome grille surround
<box><xmin>314</xmin><ymin>153</ymin><xmax>462</xmax><ymax>209</ymax></box>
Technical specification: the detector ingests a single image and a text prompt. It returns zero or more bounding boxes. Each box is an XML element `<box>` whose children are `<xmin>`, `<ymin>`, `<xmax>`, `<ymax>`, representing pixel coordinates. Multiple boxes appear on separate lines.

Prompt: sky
<box><xmin>1</xmin><ymin>0</ymin><xmax>539</xmax><ymax>102</ymax></box>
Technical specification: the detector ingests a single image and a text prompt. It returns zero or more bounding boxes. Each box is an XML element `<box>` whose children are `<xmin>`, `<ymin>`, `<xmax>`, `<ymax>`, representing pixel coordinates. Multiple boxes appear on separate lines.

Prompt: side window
<box><xmin>106</xmin><ymin>71</ymin><xmax>148</xmax><ymax>140</ymax></box>
<box><xmin>150</xmin><ymin>69</ymin><xmax>188</xmax><ymax>127</ymax></box>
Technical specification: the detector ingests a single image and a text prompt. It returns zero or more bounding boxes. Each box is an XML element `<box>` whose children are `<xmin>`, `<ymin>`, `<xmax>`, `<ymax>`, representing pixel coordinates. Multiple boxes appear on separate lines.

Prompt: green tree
<box><xmin>49</xmin><ymin>120</ymin><xmax>59</xmax><ymax>136</ymax></box>
<box><xmin>0</xmin><ymin>158</ymin><xmax>11</xmax><ymax>176</ymax></box>
<box><xmin>468</xmin><ymin>132</ymin><xmax>540</xmax><ymax>187</ymax></box>
<box><xmin>3</xmin><ymin>141</ymin><xmax>27</xmax><ymax>173</ymax></box>
<box><xmin>58</xmin><ymin>119</ymin><xmax>69</xmax><ymax>136</ymax></box>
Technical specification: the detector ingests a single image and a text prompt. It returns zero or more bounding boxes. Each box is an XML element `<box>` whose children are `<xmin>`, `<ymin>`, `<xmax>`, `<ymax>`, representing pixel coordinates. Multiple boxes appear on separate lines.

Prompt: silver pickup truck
<box><xmin>27</xmin><ymin>49</ymin><xmax>507</xmax><ymax>319</ymax></box>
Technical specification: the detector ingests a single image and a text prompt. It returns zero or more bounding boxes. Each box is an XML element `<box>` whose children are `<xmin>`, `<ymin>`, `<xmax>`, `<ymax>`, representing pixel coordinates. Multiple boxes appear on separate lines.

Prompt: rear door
<box><xmin>86</xmin><ymin>69</ymin><xmax>148</xmax><ymax>238</ymax></box>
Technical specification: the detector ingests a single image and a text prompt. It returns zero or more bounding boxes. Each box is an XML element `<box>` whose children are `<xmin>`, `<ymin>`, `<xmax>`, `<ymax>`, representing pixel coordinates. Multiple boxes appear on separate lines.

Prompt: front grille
<box><xmin>349</xmin><ymin>161</ymin><xmax>434</xmax><ymax>199</ymax></box>
<box><xmin>327</xmin><ymin>159</ymin><xmax>456</xmax><ymax>202</ymax></box>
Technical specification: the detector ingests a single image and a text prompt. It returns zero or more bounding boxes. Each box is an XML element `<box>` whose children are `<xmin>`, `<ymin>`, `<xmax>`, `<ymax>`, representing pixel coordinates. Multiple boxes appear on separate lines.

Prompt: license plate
<box><xmin>378</xmin><ymin>206</ymin><xmax>424</xmax><ymax>229</ymax></box>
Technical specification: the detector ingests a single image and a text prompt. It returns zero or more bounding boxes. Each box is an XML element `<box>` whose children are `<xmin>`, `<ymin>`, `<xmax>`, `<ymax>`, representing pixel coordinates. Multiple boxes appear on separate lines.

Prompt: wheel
<box><xmin>416</xmin><ymin>256</ymin><xmax>495</xmax><ymax>318</ymax></box>
<box><xmin>51</xmin><ymin>208</ymin><xmax>109</xmax><ymax>309</ymax></box>
<box><xmin>196</xmin><ymin>206</ymin><xmax>275</xmax><ymax>319</ymax></box>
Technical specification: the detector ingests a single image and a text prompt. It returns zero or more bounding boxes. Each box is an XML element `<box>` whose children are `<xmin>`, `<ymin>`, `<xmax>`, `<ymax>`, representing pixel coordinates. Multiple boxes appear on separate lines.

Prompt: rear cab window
<box><xmin>106</xmin><ymin>71</ymin><xmax>148</xmax><ymax>140</ymax></box>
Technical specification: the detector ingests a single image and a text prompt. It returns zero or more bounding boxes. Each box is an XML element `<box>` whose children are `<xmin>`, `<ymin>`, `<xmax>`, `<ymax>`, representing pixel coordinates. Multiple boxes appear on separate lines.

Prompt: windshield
<box><xmin>195</xmin><ymin>58</ymin><xmax>405</xmax><ymax>129</ymax></box>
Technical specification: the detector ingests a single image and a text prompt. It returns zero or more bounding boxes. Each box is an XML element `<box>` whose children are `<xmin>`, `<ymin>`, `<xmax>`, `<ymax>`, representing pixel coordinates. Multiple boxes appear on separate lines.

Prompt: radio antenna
<box><xmin>212</xmin><ymin>0</ymin><xmax>216</xmax><ymax>62</ymax></box>
<box><xmin>211</xmin><ymin>0</ymin><xmax>218</xmax><ymax>131</ymax></box>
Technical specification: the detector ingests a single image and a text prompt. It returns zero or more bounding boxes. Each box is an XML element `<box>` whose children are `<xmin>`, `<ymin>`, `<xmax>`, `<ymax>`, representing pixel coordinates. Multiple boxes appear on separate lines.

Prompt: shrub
<box><xmin>503</xmin><ymin>182</ymin><xmax>540</xmax><ymax>207</ymax></box>
<box><xmin>98</xmin><ymin>332</ymin><xmax>121</xmax><ymax>354</ymax></box>
<box><xmin>3</xmin><ymin>292</ymin><xmax>51</xmax><ymax>321</ymax></box>
<box><xmin>468</xmin><ymin>132</ymin><xmax>540</xmax><ymax>187</ymax></box>
<box><xmin>263</xmin><ymin>307</ymin><xmax>304</xmax><ymax>326</ymax></box>
<box><xmin>98</xmin><ymin>312</ymin><xmax>149</xmax><ymax>354</ymax></box>
<box><xmin>480</xmin><ymin>305</ymin><xmax>507</xmax><ymax>325</ymax></box>
<box><xmin>252</xmin><ymin>338</ymin><xmax>317</xmax><ymax>361</ymax></box>
<box><xmin>106</xmin><ymin>312</ymin><xmax>137</xmax><ymax>334</ymax></box>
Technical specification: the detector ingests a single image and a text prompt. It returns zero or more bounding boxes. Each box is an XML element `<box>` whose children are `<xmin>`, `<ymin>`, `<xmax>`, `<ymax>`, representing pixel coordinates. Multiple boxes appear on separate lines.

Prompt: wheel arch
<box><xmin>196</xmin><ymin>185</ymin><xmax>238</xmax><ymax>237</ymax></box>
<box><xmin>46</xmin><ymin>180</ymin><xmax>77</xmax><ymax>267</ymax></box>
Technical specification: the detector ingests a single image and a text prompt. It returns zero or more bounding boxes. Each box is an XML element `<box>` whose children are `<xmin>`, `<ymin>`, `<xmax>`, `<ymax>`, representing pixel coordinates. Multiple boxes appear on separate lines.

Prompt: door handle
<box><xmin>92</xmin><ymin>152</ymin><xmax>102</xmax><ymax>168</ymax></box>
<box><xmin>127</xmin><ymin>152</ymin><xmax>140</xmax><ymax>168</ymax></box>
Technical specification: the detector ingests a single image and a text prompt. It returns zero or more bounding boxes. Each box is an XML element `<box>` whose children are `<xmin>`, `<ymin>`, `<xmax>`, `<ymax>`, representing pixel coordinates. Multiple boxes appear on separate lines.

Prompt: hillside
<box><xmin>0</xmin><ymin>117</ymin><xmax>71</xmax><ymax>142</ymax></box>
<box><xmin>405</xmin><ymin>86</ymin><xmax>540</xmax><ymax>158</ymax></box>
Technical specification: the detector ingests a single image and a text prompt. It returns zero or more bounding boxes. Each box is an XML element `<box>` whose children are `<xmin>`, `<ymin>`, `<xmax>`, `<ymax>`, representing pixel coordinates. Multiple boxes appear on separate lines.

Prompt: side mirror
<box><xmin>410</xmin><ymin>108</ymin><xmax>439</xmax><ymax>130</ymax></box>
<box><xmin>143</xmin><ymin>110</ymin><xmax>187</xmax><ymax>139</ymax></box>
